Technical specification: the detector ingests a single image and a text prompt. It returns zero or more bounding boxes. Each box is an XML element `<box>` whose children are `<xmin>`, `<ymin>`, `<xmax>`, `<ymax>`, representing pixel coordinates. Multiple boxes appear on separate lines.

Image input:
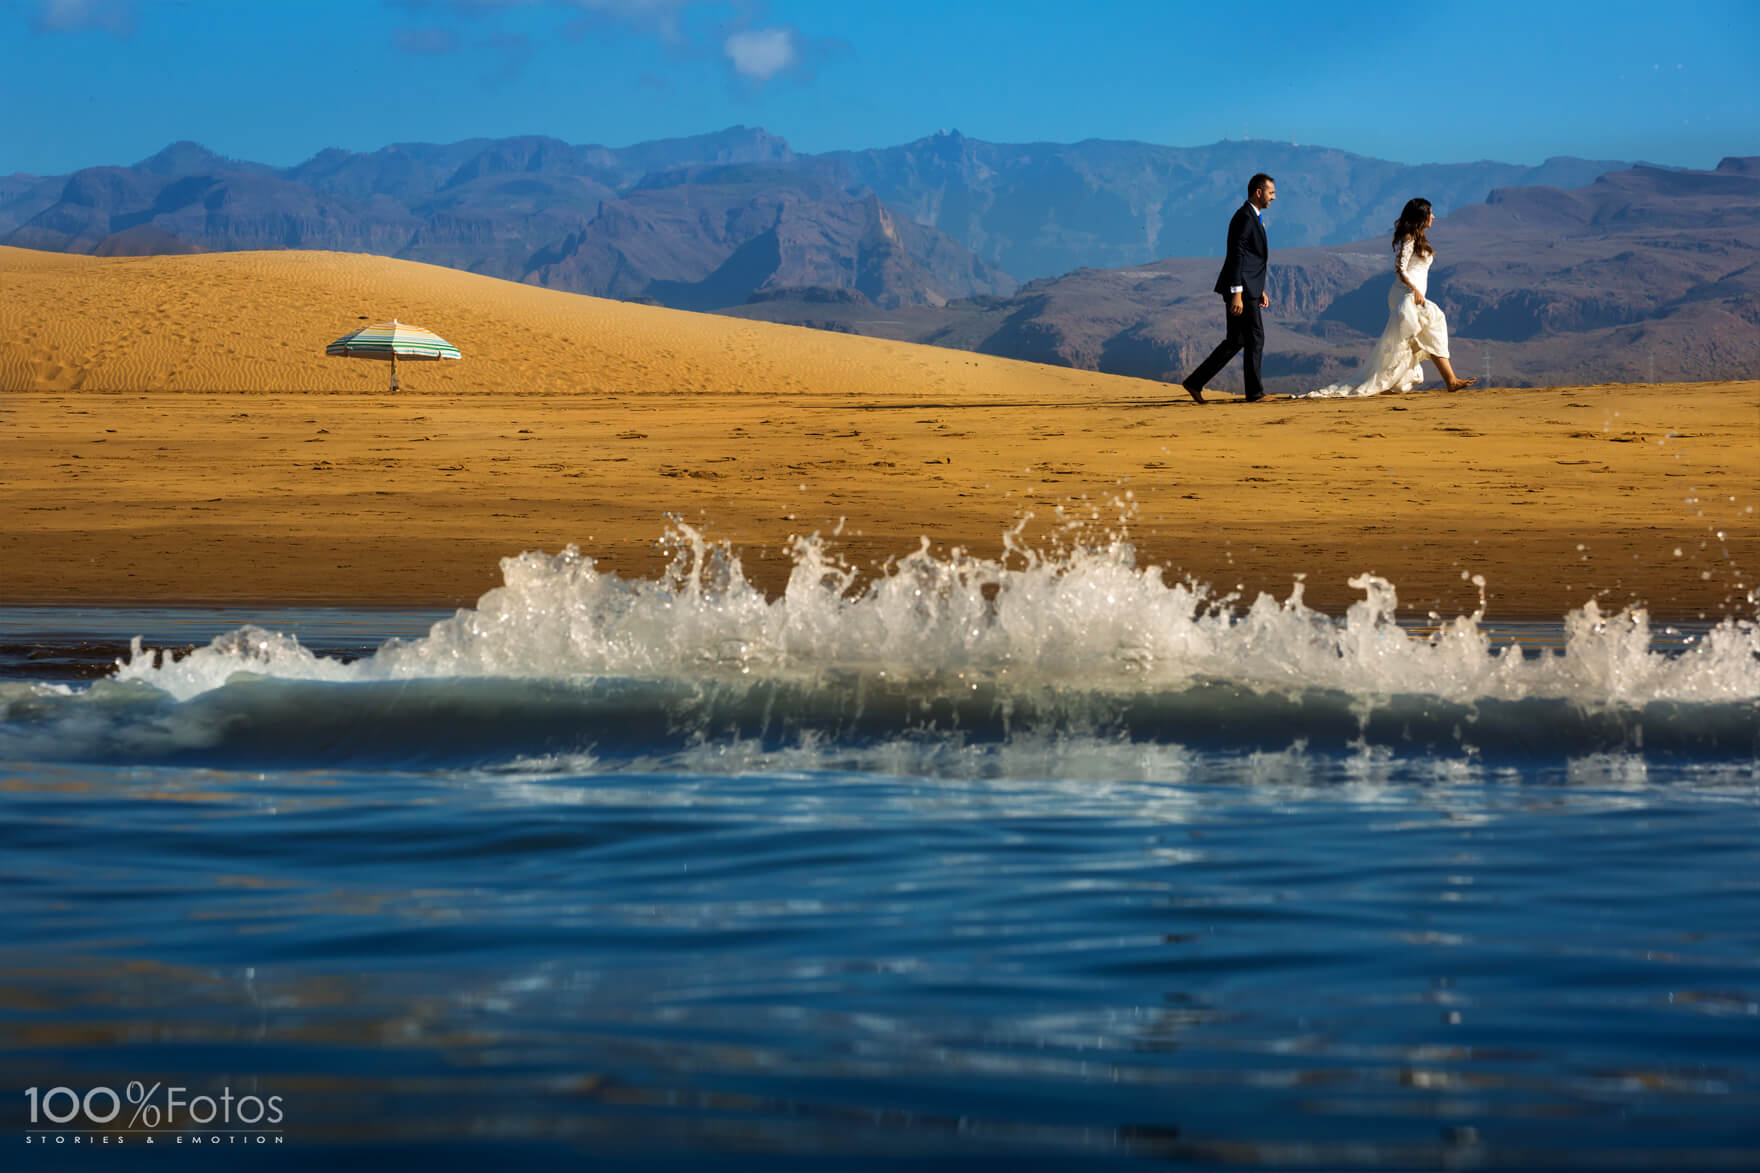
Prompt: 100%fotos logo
<box><xmin>26</xmin><ymin>1082</ymin><xmax>284</xmax><ymax>1129</ymax></box>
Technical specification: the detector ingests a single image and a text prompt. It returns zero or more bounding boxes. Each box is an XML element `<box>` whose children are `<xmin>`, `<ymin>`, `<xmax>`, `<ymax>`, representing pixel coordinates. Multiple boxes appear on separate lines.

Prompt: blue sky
<box><xmin>3</xmin><ymin>0</ymin><xmax>1756</xmax><ymax>176</ymax></box>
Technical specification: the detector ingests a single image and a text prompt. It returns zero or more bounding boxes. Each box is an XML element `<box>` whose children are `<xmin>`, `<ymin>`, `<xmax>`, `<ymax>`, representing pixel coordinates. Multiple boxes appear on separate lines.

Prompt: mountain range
<box><xmin>730</xmin><ymin>157</ymin><xmax>1760</xmax><ymax>394</ymax></box>
<box><xmin>4</xmin><ymin>126</ymin><xmax>1623</xmax><ymax>297</ymax></box>
<box><xmin>4</xmin><ymin>127</ymin><xmax>1754</xmax><ymax>390</ymax></box>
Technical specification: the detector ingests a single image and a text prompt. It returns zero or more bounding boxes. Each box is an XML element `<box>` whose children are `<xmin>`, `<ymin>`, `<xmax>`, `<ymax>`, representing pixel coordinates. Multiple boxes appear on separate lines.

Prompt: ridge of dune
<box><xmin>0</xmin><ymin>245</ymin><xmax>1131</xmax><ymax>400</ymax></box>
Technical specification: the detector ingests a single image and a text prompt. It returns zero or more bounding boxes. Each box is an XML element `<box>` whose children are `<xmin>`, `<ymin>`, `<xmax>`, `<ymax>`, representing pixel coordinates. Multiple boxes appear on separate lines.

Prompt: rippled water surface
<box><xmin>4</xmin><ymin>531</ymin><xmax>1758</xmax><ymax>1169</ymax></box>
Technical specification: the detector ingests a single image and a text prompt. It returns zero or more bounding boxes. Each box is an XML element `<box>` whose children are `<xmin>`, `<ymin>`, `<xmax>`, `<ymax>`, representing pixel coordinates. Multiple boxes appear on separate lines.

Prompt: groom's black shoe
<box><xmin>1243</xmin><ymin>392</ymin><xmax>1265</xmax><ymax>403</ymax></box>
<box><xmin>1182</xmin><ymin>380</ymin><xmax>1206</xmax><ymax>404</ymax></box>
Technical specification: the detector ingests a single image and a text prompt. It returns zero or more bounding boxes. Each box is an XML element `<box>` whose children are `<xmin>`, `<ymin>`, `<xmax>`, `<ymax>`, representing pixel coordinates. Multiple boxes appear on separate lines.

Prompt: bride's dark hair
<box><xmin>1392</xmin><ymin>198</ymin><xmax>1435</xmax><ymax>258</ymax></box>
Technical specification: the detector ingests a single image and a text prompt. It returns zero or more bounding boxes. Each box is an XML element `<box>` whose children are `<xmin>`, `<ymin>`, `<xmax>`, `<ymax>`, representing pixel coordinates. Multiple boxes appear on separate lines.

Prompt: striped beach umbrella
<box><xmin>325</xmin><ymin>319</ymin><xmax>461</xmax><ymax>391</ymax></box>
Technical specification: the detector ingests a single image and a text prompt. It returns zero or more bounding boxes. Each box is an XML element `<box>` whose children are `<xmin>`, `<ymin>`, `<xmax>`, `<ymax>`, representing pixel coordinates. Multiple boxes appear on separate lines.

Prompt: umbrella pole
<box><xmin>389</xmin><ymin>352</ymin><xmax>399</xmax><ymax>393</ymax></box>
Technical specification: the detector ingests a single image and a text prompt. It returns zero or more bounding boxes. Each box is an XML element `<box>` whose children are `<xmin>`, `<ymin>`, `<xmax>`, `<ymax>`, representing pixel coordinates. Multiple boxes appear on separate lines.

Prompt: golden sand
<box><xmin>2</xmin><ymin>245</ymin><xmax>1755</xmax><ymax>619</ymax></box>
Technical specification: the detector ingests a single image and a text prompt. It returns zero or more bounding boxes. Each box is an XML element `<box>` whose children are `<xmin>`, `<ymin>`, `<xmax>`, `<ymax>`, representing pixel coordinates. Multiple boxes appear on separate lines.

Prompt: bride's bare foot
<box><xmin>1445</xmin><ymin>377</ymin><xmax>1477</xmax><ymax>392</ymax></box>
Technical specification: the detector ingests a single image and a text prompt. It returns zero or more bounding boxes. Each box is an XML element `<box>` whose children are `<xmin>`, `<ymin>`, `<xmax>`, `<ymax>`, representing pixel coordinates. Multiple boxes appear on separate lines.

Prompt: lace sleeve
<box><xmin>1395</xmin><ymin>238</ymin><xmax>1414</xmax><ymax>282</ymax></box>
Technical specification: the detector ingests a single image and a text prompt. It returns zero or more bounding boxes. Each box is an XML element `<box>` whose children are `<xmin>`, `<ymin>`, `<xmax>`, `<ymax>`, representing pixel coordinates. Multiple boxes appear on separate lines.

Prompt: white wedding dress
<box><xmin>1299</xmin><ymin>239</ymin><xmax>1450</xmax><ymax>398</ymax></box>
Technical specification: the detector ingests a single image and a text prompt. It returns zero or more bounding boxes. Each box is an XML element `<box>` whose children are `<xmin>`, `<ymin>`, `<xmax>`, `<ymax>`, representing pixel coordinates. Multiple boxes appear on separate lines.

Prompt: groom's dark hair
<box><xmin>1248</xmin><ymin>173</ymin><xmax>1275</xmax><ymax>198</ymax></box>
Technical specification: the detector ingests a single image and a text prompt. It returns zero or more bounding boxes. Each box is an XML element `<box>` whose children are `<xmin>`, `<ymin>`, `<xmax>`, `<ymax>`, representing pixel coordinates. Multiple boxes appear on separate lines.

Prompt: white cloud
<box><xmin>35</xmin><ymin>0</ymin><xmax>134</xmax><ymax>34</ymax></box>
<box><xmin>723</xmin><ymin>26</ymin><xmax>796</xmax><ymax>81</ymax></box>
<box><xmin>389</xmin><ymin>2</ymin><xmax>826</xmax><ymax>84</ymax></box>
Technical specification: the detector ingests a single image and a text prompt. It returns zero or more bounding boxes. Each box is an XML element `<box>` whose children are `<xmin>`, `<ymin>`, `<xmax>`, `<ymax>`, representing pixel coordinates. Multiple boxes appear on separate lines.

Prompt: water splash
<box><xmin>107</xmin><ymin>519</ymin><xmax>1759</xmax><ymax>708</ymax></box>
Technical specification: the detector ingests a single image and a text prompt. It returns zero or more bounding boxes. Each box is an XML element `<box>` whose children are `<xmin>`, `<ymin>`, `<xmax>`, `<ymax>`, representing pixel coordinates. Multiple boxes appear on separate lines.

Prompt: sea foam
<box><xmin>108</xmin><ymin>520</ymin><xmax>1760</xmax><ymax>707</ymax></box>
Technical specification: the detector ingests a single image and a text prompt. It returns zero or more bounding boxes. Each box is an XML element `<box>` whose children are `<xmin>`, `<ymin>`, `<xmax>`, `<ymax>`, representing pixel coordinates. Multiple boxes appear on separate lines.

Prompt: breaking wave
<box><xmin>3</xmin><ymin>522</ymin><xmax>1756</xmax><ymax>770</ymax></box>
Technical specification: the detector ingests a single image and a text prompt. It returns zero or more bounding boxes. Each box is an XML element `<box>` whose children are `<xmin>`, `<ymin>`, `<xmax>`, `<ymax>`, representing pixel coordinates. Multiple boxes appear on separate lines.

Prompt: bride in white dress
<box><xmin>1300</xmin><ymin>198</ymin><xmax>1476</xmax><ymax>398</ymax></box>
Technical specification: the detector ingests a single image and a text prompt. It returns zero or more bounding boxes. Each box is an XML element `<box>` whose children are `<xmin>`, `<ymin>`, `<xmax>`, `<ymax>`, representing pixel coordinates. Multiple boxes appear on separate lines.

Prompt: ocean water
<box><xmin>3</xmin><ymin>524</ymin><xmax>1758</xmax><ymax>1170</ymax></box>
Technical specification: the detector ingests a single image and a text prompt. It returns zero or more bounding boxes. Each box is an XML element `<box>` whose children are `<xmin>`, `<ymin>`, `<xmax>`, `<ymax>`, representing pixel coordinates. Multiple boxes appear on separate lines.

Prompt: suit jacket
<box><xmin>1212</xmin><ymin>202</ymin><xmax>1269</xmax><ymax>300</ymax></box>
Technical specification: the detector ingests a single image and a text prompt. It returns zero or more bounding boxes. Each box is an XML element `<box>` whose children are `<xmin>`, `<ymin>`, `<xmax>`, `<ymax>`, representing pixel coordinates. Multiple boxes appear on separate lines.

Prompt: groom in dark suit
<box><xmin>1183</xmin><ymin>173</ymin><xmax>1276</xmax><ymax>403</ymax></box>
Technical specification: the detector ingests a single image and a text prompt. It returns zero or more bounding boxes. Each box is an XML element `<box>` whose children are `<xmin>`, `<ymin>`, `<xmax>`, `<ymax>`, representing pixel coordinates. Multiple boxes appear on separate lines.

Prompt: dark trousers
<box><xmin>1185</xmin><ymin>296</ymin><xmax>1264</xmax><ymax>399</ymax></box>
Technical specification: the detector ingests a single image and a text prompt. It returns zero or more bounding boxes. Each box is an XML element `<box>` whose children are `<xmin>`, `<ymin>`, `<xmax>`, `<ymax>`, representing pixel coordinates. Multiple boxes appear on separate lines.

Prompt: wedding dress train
<box><xmin>1300</xmin><ymin>240</ymin><xmax>1449</xmax><ymax>399</ymax></box>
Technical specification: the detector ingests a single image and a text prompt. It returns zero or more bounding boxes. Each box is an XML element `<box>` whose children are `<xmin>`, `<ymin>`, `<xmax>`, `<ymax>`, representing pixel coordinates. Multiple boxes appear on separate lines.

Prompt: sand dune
<box><xmin>2</xmin><ymin>245</ymin><xmax>1754</xmax><ymax>619</ymax></box>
